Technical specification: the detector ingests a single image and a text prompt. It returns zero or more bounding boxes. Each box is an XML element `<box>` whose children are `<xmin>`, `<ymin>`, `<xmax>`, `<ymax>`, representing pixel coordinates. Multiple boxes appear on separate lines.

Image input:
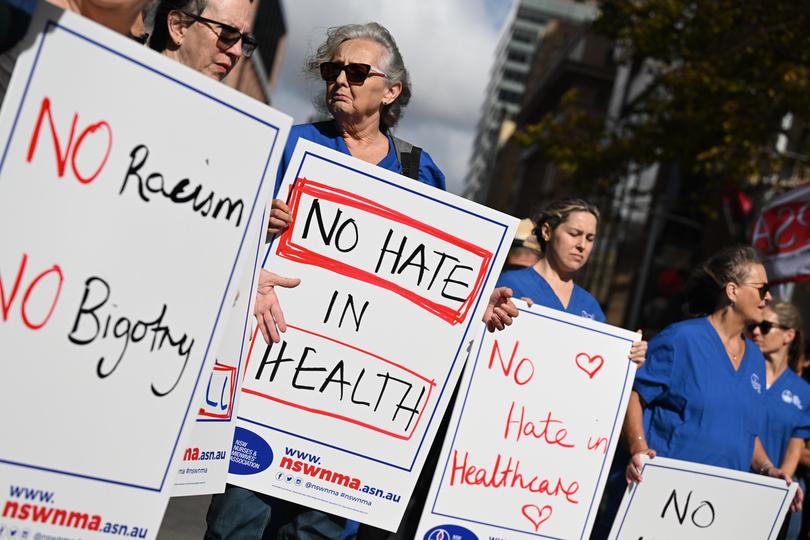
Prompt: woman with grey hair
<box><xmin>208</xmin><ymin>21</ymin><xmax>519</xmax><ymax>540</ymax></box>
<box><xmin>266</xmin><ymin>21</ymin><xmax>444</xmax><ymax>230</ymax></box>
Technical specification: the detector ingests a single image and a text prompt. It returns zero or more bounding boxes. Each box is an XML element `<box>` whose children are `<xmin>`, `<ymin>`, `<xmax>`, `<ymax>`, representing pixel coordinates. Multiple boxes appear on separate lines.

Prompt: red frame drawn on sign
<box><xmin>276</xmin><ymin>178</ymin><xmax>493</xmax><ymax>325</ymax></box>
<box><xmin>243</xmin><ymin>323</ymin><xmax>436</xmax><ymax>440</ymax></box>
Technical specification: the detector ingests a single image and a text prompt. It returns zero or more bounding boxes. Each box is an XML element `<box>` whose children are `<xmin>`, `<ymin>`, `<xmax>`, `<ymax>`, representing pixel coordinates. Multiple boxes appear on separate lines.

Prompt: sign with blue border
<box><xmin>231</xmin><ymin>139</ymin><xmax>518</xmax><ymax>530</ymax></box>
<box><xmin>0</xmin><ymin>3</ymin><xmax>290</xmax><ymax>537</ymax></box>
<box><xmin>417</xmin><ymin>302</ymin><xmax>638</xmax><ymax>539</ymax></box>
<box><xmin>608</xmin><ymin>456</ymin><xmax>796</xmax><ymax>540</ymax></box>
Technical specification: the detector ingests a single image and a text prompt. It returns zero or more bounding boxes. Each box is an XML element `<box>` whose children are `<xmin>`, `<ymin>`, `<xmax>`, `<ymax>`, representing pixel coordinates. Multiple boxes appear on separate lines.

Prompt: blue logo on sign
<box><xmin>424</xmin><ymin>524</ymin><xmax>478</xmax><ymax>540</ymax></box>
<box><xmin>228</xmin><ymin>426</ymin><xmax>274</xmax><ymax>475</ymax></box>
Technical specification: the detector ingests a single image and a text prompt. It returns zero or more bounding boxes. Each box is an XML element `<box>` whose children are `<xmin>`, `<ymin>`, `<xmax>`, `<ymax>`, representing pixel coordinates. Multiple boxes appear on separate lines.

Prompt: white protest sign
<box><xmin>608</xmin><ymin>456</ymin><xmax>796</xmax><ymax>540</ymax></box>
<box><xmin>171</xmin><ymin>212</ymin><xmax>268</xmax><ymax>497</ymax></box>
<box><xmin>416</xmin><ymin>302</ymin><xmax>638</xmax><ymax>539</ymax></box>
<box><xmin>229</xmin><ymin>139</ymin><xmax>518</xmax><ymax>530</ymax></box>
<box><xmin>0</xmin><ymin>4</ymin><xmax>290</xmax><ymax>538</ymax></box>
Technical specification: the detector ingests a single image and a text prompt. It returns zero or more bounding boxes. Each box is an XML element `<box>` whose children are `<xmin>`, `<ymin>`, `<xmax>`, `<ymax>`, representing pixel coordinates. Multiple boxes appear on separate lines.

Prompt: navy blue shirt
<box><xmin>762</xmin><ymin>369</ymin><xmax>810</xmax><ymax>467</ymax></box>
<box><xmin>274</xmin><ymin>121</ymin><xmax>445</xmax><ymax>198</ymax></box>
<box><xmin>635</xmin><ymin>317</ymin><xmax>767</xmax><ymax>471</ymax></box>
<box><xmin>496</xmin><ymin>266</ymin><xmax>606</xmax><ymax>322</ymax></box>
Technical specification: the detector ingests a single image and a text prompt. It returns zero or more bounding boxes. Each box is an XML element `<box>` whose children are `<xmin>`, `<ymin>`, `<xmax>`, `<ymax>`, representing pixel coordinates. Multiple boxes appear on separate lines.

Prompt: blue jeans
<box><xmin>786</xmin><ymin>476</ymin><xmax>805</xmax><ymax>540</ymax></box>
<box><xmin>205</xmin><ymin>485</ymin><xmax>347</xmax><ymax>540</ymax></box>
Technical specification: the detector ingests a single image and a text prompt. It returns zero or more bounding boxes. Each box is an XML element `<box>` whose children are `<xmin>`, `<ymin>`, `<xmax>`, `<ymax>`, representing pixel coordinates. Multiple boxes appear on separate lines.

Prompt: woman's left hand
<box><xmin>766</xmin><ymin>467</ymin><xmax>803</xmax><ymax>512</ymax></box>
<box><xmin>267</xmin><ymin>198</ymin><xmax>292</xmax><ymax>237</ymax></box>
<box><xmin>483</xmin><ymin>286</ymin><xmax>518</xmax><ymax>332</ymax></box>
<box><xmin>629</xmin><ymin>333</ymin><xmax>647</xmax><ymax>367</ymax></box>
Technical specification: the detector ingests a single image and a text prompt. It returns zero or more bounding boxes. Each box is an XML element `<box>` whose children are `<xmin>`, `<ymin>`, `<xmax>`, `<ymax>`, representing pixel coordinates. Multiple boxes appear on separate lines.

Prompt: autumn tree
<box><xmin>518</xmin><ymin>0</ymin><xmax>810</xmax><ymax>191</ymax></box>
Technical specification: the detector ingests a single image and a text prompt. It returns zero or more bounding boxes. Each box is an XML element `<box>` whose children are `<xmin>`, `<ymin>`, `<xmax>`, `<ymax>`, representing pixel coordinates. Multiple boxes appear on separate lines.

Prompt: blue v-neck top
<box><xmin>496</xmin><ymin>266</ymin><xmax>606</xmax><ymax>322</ymax></box>
<box><xmin>635</xmin><ymin>317</ymin><xmax>767</xmax><ymax>471</ymax></box>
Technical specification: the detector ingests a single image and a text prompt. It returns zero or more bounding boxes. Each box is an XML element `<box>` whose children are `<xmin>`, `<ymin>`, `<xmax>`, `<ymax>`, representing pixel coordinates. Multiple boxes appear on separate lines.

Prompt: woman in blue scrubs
<box><xmin>750</xmin><ymin>301</ymin><xmax>809</xmax><ymax>538</ymax></box>
<box><xmin>496</xmin><ymin>197</ymin><xmax>647</xmax><ymax>363</ymax></box>
<box><xmin>622</xmin><ymin>246</ymin><xmax>800</xmax><ymax>502</ymax></box>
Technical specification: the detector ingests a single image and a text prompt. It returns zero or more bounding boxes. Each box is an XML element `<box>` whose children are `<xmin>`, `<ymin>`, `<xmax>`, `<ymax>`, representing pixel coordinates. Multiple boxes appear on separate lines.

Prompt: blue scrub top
<box><xmin>496</xmin><ymin>266</ymin><xmax>606</xmax><ymax>322</ymax></box>
<box><xmin>762</xmin><ymin>369</ymin><xmax>810</xmax><ymax>468</ymax></box>
<box><xmin>274</xmin><ymin>121</ymin><xmax>446</xmax><ymax>198</ymax></box>
<box><xmin>635</xmin><ymin>317</ymin><xmax>767</xmax><ymax>472</ymax></box>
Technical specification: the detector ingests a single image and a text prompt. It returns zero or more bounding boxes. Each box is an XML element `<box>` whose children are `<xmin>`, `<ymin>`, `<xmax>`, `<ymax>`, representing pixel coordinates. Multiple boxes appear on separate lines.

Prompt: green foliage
<box><xmin>519</xmin><ymin>0</ymin><xmax>810</xmax><ymax>187</ymax></box>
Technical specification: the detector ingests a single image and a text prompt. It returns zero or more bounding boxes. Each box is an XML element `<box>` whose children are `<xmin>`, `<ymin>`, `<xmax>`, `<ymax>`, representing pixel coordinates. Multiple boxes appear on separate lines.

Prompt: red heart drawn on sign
<box><xmin>521</xmin><ymin>504</ymin><xmax>553</xmax><ymax>531</ymax></box>
<box><xmin>575</xmin><ymin>352</ymin><xmax>604</xmax><ymax>379</ymax></box>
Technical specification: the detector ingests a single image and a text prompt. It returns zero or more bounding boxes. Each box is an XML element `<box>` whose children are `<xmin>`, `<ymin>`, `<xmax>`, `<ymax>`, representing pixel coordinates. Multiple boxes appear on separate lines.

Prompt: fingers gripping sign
<box><xmin>483</xmin><ymin>286</ymin><xmax>519</xmax><ymax>332</ymax></box>
<box><xmin>266</xmin><ymin>198</ymin><xmax>292</xmax><ymax>239</ymax></box>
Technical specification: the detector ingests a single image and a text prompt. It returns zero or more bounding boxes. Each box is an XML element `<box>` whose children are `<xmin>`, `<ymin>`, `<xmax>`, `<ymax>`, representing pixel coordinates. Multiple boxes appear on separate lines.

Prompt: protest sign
<box><xmin>171</xmin><ymin>212</ymin><xmax>268</xmax><ymax>497</ymax></box>
<box><xmin>0</xmin><ymin>4</ymin><xmax>290</xmax><ymax>538</ymax></box>
<box><xmin>608</xmin><ymin>456</ymin><xmax>796</xmax><ymax>540</ymax></box>
<box><xmin>751</xmin><ymin>183</ymin><xmax>810</xmax><ymax>284</ymax></box>
<box><xmin>416</xmin><ymin>302</ymin><xmax>638</xmax><ymax>539</ymax></box>
<box><xmin>230</xmin><ymin>139</ymin><xmax>518</xmax><ymax>530</ymax></box>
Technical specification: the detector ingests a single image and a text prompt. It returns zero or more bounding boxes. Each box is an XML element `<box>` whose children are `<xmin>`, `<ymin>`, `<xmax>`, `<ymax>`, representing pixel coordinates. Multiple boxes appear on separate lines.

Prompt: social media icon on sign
<box><xmin>8</xmin><ymin>526</ymin><xmax>18</xmax><ymax>538</ymax></box>
<box><xmin>295</xmin><ymin>478</ymin><xmax>302</xmax><ymax>486</ymax></box>
<box><xmin>275</xmin><ymin>471</ymin><xmax>284</xmax><ymax>481</ymax></box>
<box><xmin>285</xmin><ymin>475</ymin><xmax>293</xmax><ymax>483</ymax></box>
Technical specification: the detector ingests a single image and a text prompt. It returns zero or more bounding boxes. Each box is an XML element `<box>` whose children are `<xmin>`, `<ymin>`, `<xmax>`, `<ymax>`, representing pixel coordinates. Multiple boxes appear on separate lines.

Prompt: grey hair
<box><xmin>306</xmin><ymin>22</ymin><xmax>411</xmax><ymax>130</ymax></box>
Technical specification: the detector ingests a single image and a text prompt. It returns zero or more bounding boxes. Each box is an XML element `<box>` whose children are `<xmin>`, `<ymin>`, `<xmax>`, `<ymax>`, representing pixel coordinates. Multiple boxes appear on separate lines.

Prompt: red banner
<box><xmin>751</xmin><ymin>183</ymin><xmax>810</xmax><ymax>283</ymax></box>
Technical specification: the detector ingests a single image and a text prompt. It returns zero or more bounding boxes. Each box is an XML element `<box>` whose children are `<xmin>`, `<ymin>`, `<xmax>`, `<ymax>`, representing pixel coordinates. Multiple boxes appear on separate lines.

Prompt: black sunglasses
<box><xmin>747</xmin><ymin>320</ymin><xmax>788</xmax><ymax>335</ymax></box>
<box><xmin>180</xmin><ymin>11</ymin><xmax>257</xmax><ymax>58</ymax></box>
<box><xmin>319</xmin><ymin>62</ymin><xmax>387</xmax><ymax>84</ymax></box>
<box><xmin>740</xmin><ymin>282</ymin><xmax>770</xmax><ymax>300</ymax></box>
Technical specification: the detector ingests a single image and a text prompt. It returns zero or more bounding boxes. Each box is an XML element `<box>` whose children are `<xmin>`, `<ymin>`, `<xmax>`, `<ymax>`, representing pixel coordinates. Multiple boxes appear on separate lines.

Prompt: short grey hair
<box><xmin>306</xmin><ymin>22</ymin><xmax>411</xmax><ymax>130</ymax></box>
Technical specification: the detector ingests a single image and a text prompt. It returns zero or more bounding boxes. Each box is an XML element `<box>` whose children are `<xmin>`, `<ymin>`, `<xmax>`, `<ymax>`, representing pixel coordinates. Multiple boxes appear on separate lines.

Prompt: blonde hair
<box><xmin>770</xmin><ymin>300</ymin><xmax>805</xmax><ymax>372</ymax></box>
<box><xmin>532</xmin><ymin>198</ymin><xmax>600</xmax><ymax>252</ymax></box>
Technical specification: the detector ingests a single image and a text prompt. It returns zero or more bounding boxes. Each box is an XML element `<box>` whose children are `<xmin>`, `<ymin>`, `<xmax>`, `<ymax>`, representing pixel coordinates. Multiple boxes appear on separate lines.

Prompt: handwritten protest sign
<box><xmin>172</xmin><ymin>213</ymin><xmax>267</xmax><ymax>497</ymax></box>
<box><xmin>0</xmin><ymin>4</ymin><xmax>290</xmax><ymax>538</ymax></box>
<box><xmin>608</xmin><ymin>456</ymin><xmax>796</xmax><ymax>540</ymax></box>
<box><xmin>229</xmin><ymin>139</ymin><xmax>517</xmax><ymax>530</ymax></box>
<box><xmin>416</xmin><ymin>302</ymin><xmax>638</xmax><ymax>539</ymax></box>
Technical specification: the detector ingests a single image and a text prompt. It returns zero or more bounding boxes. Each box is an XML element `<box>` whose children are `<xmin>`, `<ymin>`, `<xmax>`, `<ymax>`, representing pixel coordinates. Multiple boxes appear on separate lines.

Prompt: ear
<box><xmin>167</xmin><ymin>10</ymin><xmax>189</xmax><ymax>47</ymax></box>
<box><xmin>784</xmin><ymin>328</ymin><xmax>797</xmax><ymax>346</ymax></box>
<box><xmin>382</xmin><ymin>81</ymin><xmax>402</xmax><ymax>106</ymax></box>
<box><xmin>540</xmin><ymin>222</ymin><xmax>553</xmax><ymax>243</ymax></box>
<box><xmin>725</xmin><ymin>281</ymin><xmax>738</xmax><ymax>305</ymax></box>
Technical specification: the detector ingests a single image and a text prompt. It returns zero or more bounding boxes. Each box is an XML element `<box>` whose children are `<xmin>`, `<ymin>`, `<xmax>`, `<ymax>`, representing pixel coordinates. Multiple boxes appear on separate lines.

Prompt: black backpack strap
<box><xmin>392</xmin><ymin>135</ymin><xmax>422</xmax><ymax>180</ymax></box>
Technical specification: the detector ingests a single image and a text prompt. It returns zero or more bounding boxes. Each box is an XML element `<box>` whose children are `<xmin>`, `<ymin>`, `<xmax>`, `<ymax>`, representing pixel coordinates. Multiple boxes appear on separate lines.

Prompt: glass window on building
<box><xmin>506</xmin><ymin>50</ymin><xmax>528</xmax><ymax>63</ymax></box>
<box><xmin>503</xmin><ymin>68</ymin><xmax>527</xmax><ymax>83</ymax></box>
<box><xmin>498</xmin><ymin>88</ymin><xmax>523</xmax><ymax>104</ymax></box>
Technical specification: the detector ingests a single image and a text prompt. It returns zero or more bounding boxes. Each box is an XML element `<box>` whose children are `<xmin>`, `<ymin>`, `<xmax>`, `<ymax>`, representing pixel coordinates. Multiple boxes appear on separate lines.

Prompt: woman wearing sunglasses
<box><xmin>149</xmin><ymin>0</ymin><xmax>255</xmax><ymax>81</ymax></box>
<box><xmin>206</xmin><ymin>21</ymin><xmax>518</xmax><ymax>540</ymax></box>
<box><xmin>616</xmin><ymin>246</ymin><xmax>802</xmax><ymax>514</ymax></box>
<box><xmin>749</xmin><ymin>301</ymin><xmax>809</xmax><ymax>539</ymax></box>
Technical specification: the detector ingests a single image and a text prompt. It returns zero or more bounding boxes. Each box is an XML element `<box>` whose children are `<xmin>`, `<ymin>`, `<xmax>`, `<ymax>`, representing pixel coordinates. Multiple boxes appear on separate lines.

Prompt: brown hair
<box><xmin>685</xmin><ymin>245</ymin><xmax>763</xmax><ymax>315</ymax></box>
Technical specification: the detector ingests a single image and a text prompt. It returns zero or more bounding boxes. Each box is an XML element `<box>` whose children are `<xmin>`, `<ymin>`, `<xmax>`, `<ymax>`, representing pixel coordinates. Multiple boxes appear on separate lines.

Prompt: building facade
<box><xmin>463</xmin><ymin>0</ymin><xmax>596</xmax><ymax>203</ymax></box>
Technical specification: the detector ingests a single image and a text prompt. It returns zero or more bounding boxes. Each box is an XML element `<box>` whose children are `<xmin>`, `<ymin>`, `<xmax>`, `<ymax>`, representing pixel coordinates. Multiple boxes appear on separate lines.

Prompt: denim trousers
<box><xmin>205</xmin><ymin>485</ymin><xmax>347</xmax><ymax>540</ymax></box>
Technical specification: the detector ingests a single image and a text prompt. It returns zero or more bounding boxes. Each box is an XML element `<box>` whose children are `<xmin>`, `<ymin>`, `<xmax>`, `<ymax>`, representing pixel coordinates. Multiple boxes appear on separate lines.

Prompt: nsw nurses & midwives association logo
<box><xmin>750</xmin><ymin>373</ymin><xmax>762</xmax><ymax>394</ymax></box>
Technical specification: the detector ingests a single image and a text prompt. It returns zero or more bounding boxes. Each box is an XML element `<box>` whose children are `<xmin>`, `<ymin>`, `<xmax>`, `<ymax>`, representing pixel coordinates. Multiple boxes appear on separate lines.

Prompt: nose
<box><xmin>334</xmin><ymin>68</ymin><xmax>349</xmax><ymax>86</ymax></box>
<box><xmin>764</xmin><ymin>290</ymin><xmax>772</xmax><ymax>303</ymax></box>
<box><xmin>226</xmin><ymin>38</ymin><xmax>242</xmax><ymax>59</ymax></box>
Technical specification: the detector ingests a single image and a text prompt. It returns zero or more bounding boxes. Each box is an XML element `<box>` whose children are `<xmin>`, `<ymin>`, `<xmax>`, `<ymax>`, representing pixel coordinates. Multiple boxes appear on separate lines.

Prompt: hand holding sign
<box><xmin>483</xmin><ymin>286</ymin><xmax>518</xmax><ymax>332</ymax></box>
<box><xmin>267</xmin><ymin>198</ymin><xmax>292</xmax><ymax>237</ymax></box>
